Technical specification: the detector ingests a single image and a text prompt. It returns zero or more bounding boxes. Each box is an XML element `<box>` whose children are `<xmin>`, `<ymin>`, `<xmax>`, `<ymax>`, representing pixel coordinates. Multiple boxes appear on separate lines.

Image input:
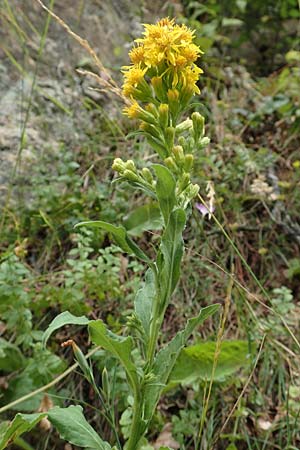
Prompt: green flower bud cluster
<box><xmin>112</xmin><ymin>158</ymin><xmax>154</xmax><ymax>189</ymax></box>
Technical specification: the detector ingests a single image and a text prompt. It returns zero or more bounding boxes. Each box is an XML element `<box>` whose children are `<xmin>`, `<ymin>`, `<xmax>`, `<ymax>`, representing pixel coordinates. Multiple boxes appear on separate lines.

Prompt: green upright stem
<box><xmin>125</xmin><ymin>388</ymin><xmax>142</xmax><ymax>450</ymax></box>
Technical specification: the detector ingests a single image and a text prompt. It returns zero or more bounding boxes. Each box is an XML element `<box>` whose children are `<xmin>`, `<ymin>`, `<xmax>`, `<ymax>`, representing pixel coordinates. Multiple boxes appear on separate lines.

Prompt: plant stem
<box><xmin>125</xmin><ymin>389</ymin><xmax>142</xmax><ymax>450</ymax></box>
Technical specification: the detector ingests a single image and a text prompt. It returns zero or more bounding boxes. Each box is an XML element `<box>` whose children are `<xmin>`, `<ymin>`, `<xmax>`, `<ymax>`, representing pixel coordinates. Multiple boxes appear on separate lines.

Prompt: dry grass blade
<box><xmin>35</xmin><ymin>0</ymin><xmax>126</xmax><ymax>101</ymax></box>
<box><xmin>210</xmin><ymin>335</ymin><xmax>266</xmax><ymax>449</ymax></box>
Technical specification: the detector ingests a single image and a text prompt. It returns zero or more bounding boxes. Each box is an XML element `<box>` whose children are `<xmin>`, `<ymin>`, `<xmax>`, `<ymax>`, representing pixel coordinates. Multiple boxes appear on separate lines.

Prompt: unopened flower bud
<box><xmin>164</xmin><ymin>157</ymin><xmax>178</xmax><ymax>173</ymax></box>
<box><xmin>178</xmin><ymin>136</ymin><xmax>187</xmax><ymax>149</ymax></box>
<box><xmin>112</xmin><ymin>158</ymin><xmax>125</xmax><ymax>173</ymax></box>
<box><xmin>189</xmin><ymin>183</ymin><xmax>199</xmax><ymax>198</ymax></box>
<box><xmin>158</xmin><ymin>103</ymin><xmax>169</xmax><ymax>129</ymax></box>
<box><xmin>167</xmin><ymin>89</ymin><xmax>180</xmax><ymax>117</ymax></box>
<box><xmin>184</xmin><ymin>154</ymin><xmax>194</xmax><ymax>172</ymax></box>
<box><xmin>192</xmin><ymin>112</ymin><xmax>205</xmax><ymax>141</ymax></box>
<box><xmin>140</xmin><ymin>122</ymin><xmax>161</xmax><ymax>140</ymax></box>
<box><xmin>141</xmin><ymin>167</ymin><xmax>153</xmax><ymax>184</ymax></box>
<box><xmin>199</xmin><ymin>136</ymin><xmax>210</xmax><ymax>148</ymax></box>
<box><xmin>151</xmin><ymin>76</ymin><xmax>165</xmax><ymax>102</ymax></box>
<box><xmin>165</xmin><ymin>126</ymin><xmax>175</xmax><ymax>150</ymax></box>
<box><xmin>71</xmin><ymin>342</ymin><xmax>94</xmax><ymax>385</ymax></box>
<box><xmin>102</xmin><ymin>367</ymin><xmax>110</xmax><ymax>399</ymax></box>
<box><xmin>123</xmin><ymin>169</ymin><xmax>139</xmax><ymax>182</ymax></box>
<box><xmin>179</xmin><ymin>172</ymin><xmax>190</xmax><ymax>192</ymax></box>
<box><xmin>172</xmin><ymin>145</ymin><xmax>185</xmax><ymax>164</ymax></box>
<box><xmin>145</xmin><ymin>103</ymin><xmax>158</xmax><ymax>117</ymax></box>
<box><xmin>176</xmin><ymin>119</ymin><xmax>193</xmax><ymax>134</ymax></box>
<box><xmin>125</xmin><ymin>160</ymin><xmax>136</xmax><ymax>172</ymax></box>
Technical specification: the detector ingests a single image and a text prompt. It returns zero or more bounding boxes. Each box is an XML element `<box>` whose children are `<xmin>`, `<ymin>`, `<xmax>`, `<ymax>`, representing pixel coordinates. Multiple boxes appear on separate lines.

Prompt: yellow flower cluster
<box><xmin>122</xmin><ymin>17</ymin><xmax>203</xmax><ymax>114</ymax></box>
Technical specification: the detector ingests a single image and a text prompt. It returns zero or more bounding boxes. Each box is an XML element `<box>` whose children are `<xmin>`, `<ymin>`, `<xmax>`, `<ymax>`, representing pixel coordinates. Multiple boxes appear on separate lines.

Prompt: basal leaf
<box><xmin>143</xmin><ymin>304</ymin><xmax>220</xmax><ymax>421</ymax></box>
<box><xmin>134</xmin><ymin>269</ymin><xmax>156</xmax><ymax>343</ymax></box>
<box><xmin>169</xmin><ymin>340</ymin><xmax>253</xmax><ymax>385</ymax></box>
<box><xmin>89</xmin><ymin>320</ymin><xmax>139</xmax><ymax>393</ymax></box>
<box><xmin>153</xmin><ymin>165</ymin><xmax>176</xmax><ymax>225</ymax></box>
<box><xmin>48</xmin><ymin>405</ymin><xmax>111</xmax><ymax>449</ymax></box>
<box><xmin>75</xmin><ymin>221</ymin><xmax>151</xmax><ymax>263</ymax></box>
<box><xmin>42</xmin><ymin>311</ymin><xmax>89</xmax><ymax>346</ymax></box>
<box><xmin>0</xmin><ymin>412</ymin><xmax>46</xmax><ymax>450</ymax></box>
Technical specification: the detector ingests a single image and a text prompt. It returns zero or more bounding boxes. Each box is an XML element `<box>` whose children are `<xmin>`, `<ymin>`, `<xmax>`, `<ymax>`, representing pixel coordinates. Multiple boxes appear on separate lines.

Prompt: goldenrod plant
<box><xmin>0</xmin><ymin>18</ymin><xmax>219</xmax><ymax>450</ymax></box>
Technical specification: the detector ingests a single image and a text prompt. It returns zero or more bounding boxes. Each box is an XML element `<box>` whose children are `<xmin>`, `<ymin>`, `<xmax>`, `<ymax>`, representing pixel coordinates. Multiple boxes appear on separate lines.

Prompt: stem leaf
<box><xmin>0</xmin><ymin>413</ymin><xmax>47</xmax><ymax>450</ymax></box>
<box><xmin>153</xmin><ymin>165</ymin><xmax>176</xmax><ymax>225</ymax></box>
<box><xmin>134</xmin><ymin>269</ymin><xmax>156</xmax><ymax>343</ymax></box>
<box><xmin>89</xmin><ymin>320</ymin><xmax>139</xmax><ymax>393</ymax></box>
<box><xmin>75</xmin><ymin>220</ymin><xmax>151</xmax><ymax>263</ymax></box>
<box><xmin>47</xmin><ymin>405</ymin><xmax>111</xmax><ymax>449</ymax></box>
<box><xmin>158</xmin><ymin>208</ymin><xmax>186</xmax><ymax>309</ymax></box>
<box><xmin>42</xmin><ymin>311</ymin><xmax>90</xmax><ymax>346</ymax></box>
<box><xmin>143</xmin><ymin>304</ymin><xmax>220</xmax><ymax>421</ymax></box>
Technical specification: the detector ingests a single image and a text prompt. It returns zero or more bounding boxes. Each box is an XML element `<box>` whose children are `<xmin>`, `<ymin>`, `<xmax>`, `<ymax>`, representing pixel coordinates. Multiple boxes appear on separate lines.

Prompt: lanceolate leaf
<box><xmin>48</xmin><ymin>405</ymin><xmax>111</xmax><ymax>449</ymax></box>
<box><xmin>143</xmin><ymin>304</ymin><xmax>220</xmax><ymax>421</ymax></box>
<box><xmin>0</xmin><ymin>412</ymin><xmax>46</xmax><ymax>450</ymax></box>
<box><xmin>75</xmin><ymin>221</ymin><xmax>151</xmax><ymax>263</ymax></box>
<box><xmin>153</xmin><ymin>165</ymin><xmax>176</xmax><ymax>225</ymax></box>
<box><xmin>134</xmin><ymin>269</ymin><xmax>156</xmax><ymax>343</ymax></box>
<box><xmin>89</xmin><ymin>320</ymin><xmax>139</xmax><ymax>393</ymax></box>
<box><xmin>42</xmin><ymin>311</ymin><xmax>89</xmax><ymax>346</ymax></box>
<box><xmin>158</xmin><ymin>208</ymin><xmax>186</xmax><ymax>310</ymax></box>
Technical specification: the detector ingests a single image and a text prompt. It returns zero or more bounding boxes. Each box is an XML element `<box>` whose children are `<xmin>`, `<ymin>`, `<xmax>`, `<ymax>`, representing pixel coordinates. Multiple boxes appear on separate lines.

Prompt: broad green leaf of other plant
<box><xmin>169</xmin><ymin>340</ymin><xmax>253</xmax><ymax>385</ymax></box>
<box><xmin>124</xmin><ymin>202</ymin><xmax>162</xmax><ymax>236</ymax></box>
<box><xmin>0</xmin><ymin>338</ymin><xmax>26</xmax><ymax>372</ymax></box>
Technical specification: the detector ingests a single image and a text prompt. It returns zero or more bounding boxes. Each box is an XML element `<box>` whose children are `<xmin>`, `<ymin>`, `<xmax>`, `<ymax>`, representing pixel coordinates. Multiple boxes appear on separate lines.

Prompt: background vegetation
<box><xmin>0</xmin><ymin>0</ymin><xmax>299</xmax><ymax>449</ymax></box>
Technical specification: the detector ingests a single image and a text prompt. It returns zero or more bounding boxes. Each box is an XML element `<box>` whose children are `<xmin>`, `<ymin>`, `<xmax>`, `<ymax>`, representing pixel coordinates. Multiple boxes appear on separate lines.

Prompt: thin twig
<box><xmin>0</xmin><ymin>347</ymin><xmax>99</xmax><ymax>414</ymax></box>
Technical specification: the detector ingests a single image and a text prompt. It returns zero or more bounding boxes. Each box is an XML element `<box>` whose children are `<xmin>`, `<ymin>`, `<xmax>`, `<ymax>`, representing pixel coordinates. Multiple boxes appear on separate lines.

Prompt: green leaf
<box><xmin>153</xmin><ymin>165</ymin><xmax>176</xmax><ymax>225</ymax></box>
<box><xmin>42</xmin><ymin>311</ymin><xmax>89</xmax><ymax>346</ymax></box>
<box><xmin>134</xmin><ymin>269</ymin><xmax>156</xmax><ymax>343</ymax></box>
<box><xmin>158</xmin><ymin>208</ymin><xmax>186</xmax><ymax>309</ymax></box>
<box><xmin>143</xmin><ymin>304</ymin><xmax>219</xmax><ymax>421</ymax></box>
<box><xmin>124</xmin><ymin>202</ymin><xmax>162</xmax><ymax>236</ymax></box>
<box><xmin>48</xmin><ymin>405</ymin><xmax>111</xmax><ymax>449</ymax></box>
<box><xmin>89</xmin><ymin>320</ymin><xmax>139</xmax><ymax>393</ymax></box>
<box><xmin>169</xmin><ymin>340</ymin><xmax>253</xmax><ymax>385</ymax></box>
<box><xmin>0</xmin><ymin>412</ymin><xmax>46</xmax><ymax>450</ymax></box>
<box><xmin>0</xmin><ymin>407</ymin><xmax>111</xmax><ymax>450</ymax></box>
<box><xmin>0</xmin><ymin>338</ymin><xmax>25</xmax><ymax>372</ymax></box>
<box><xmin>75</xmin><ymin>221</ymin><xmax>151</xmax><ymax>263</ymax></box>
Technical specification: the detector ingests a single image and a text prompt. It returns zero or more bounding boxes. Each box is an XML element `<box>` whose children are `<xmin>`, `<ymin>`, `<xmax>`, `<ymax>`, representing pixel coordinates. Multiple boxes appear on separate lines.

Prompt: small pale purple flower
<box><xmin>195</xmin><ymin>202</ymin><xmax>215</xmax><ymax>218</ymax></box>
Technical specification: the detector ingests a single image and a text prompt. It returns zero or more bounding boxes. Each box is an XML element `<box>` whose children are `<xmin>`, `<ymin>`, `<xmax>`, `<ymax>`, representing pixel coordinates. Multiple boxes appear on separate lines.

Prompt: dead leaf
<box><xmin>153</xmin><ymin>422</ymin><xmax>180</xmax><ymax>449</ymax></box>
<box><xmin>38</xmin><ymin>394</ymin><xmax>54</xmax><ymax>431</ymax></box>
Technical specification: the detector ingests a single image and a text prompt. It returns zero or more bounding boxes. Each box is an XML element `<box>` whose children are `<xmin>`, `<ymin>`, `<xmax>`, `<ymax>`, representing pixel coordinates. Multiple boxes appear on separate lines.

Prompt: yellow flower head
<box><xmin>122</xmin><ymin>17</ymin><xmax>203</xmax><ymax>100</ymax></box>
<box><xmin>123</xmin><ymin>101</ymin><xmax>141</xmax><ymax>119</ymax></box>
